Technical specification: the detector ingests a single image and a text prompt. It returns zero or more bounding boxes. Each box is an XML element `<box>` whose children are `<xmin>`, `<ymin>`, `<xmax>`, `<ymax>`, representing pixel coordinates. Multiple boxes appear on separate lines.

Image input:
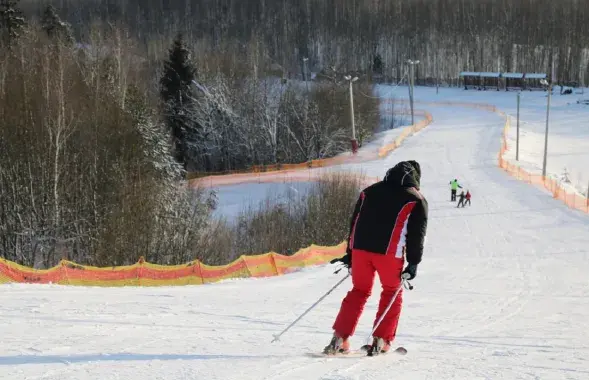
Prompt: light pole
<box><xmin>407</xmin><ymin>59</ymin><xmax>420</xmax><ymax>125</ymax></box>
<box><xmin>516</xmin><ymin>91</ymin><xmax>520</xmax><ymax>161</ymax></box>
<box><xmin>540</xmin><ymin>78</ymin><xmax>552</xmax><ymax>178</ymax></box>
<box><xmin>344</xmin><ymin>75</ymin><xmax>359</xmax><ymax>154</ymax></box>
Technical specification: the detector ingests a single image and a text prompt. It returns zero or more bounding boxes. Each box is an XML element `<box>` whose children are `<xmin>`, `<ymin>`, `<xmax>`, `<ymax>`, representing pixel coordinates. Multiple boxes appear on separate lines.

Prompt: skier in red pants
<box><xmin>326</xmin><ymin>160</ymin><xmax>428</xmax><ymax>355</ymax></box>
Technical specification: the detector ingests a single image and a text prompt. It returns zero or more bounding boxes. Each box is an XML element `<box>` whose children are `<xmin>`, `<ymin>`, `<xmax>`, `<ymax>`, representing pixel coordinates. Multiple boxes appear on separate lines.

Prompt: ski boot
<box><xmin>323</xmin><ymin>333</ymin><xmax>350</xmax><ymax>355</ymax></box>
<box><xmin>362</xmin><ymin>337</ymin><xmax>391</xmax><ymax>356</ymax></box>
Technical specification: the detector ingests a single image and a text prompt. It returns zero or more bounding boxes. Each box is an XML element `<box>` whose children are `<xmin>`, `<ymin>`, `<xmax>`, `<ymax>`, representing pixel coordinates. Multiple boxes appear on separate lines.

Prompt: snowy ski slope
<box><xmin>2</xmin><ymin>88</ymin><xmax>589</xmax><ymax>380</ymax></box>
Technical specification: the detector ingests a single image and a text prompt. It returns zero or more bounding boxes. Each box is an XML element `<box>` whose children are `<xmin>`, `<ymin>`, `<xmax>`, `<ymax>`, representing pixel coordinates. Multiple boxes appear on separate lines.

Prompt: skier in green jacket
<box><xmin>449</xmin><ymin>179</ymin><xmax>462</xmax><ymax>201</ymax></box>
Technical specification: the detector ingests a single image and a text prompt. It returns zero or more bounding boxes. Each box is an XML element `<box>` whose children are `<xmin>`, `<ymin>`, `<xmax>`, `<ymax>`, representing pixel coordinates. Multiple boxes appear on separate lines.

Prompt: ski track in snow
<box><xmin>2</xmin><ymin>87</ymin><xmax>589</xmax><ymax>379</ymax></box>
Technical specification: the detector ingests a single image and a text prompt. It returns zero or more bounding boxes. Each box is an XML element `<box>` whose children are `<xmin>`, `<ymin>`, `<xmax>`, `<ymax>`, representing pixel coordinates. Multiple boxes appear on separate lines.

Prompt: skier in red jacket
<box><xmin>326</xmin><ymin>160</ymin><xmax>428</xmax><ymax>356</ymax></box>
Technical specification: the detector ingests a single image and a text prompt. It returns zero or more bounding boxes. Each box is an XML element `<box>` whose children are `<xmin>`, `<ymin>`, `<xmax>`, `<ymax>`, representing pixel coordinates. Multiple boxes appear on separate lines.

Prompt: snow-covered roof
<box><xmin>480</xmin><ymin>72</ymin><xmax>501</xmax><ymax>78</ymax></box>
<box><xmin>503</xmin><ymin>73</ymin><xmax>524</xmax><ymax>79</ymax></box>
<box><xmin>460</xmin><ymin>71</ymin><xmax>480</xmax><ymax>77</ymax></box>
<box><xmin>524</xmin><ymin>73</ymin><xmax>547</xmax><ymax>79</ymax></box>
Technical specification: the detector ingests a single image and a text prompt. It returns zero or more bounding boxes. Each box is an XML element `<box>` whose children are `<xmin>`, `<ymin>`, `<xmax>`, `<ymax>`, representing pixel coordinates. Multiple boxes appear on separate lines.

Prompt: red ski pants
<box><xmin>332</xmin><ymin>249</ymin><xmax>404</xmax><ymax>342</ymax></box>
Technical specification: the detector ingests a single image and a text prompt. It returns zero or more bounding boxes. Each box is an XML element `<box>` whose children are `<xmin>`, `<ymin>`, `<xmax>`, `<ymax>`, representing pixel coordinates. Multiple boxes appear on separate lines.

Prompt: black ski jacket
<box><xmin>345</xmin><ymin>160</ymin><xmax>428</xmax><ymax>265</ymax></box>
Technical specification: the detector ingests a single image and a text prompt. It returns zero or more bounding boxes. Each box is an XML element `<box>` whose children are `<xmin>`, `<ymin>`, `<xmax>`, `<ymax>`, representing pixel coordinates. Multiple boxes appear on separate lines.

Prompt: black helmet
<box><xmin>384</xmin><ymin>160</ymin><xmax>421</xmax><ymax>189</ymax></box>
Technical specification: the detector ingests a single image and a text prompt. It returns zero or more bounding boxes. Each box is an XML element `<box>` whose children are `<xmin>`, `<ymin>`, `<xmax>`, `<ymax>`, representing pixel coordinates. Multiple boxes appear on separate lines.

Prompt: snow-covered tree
<box><xmin>0</xmin><ymin>0</ymin><xmax>25</xmax><ymax>47</ymax></box>
<box><xmin>127</xmin><ymin>84</ymin><xmax>183</xmax><ymax>182</ymax></box>
<box><xmin>189</xmin><ymin>75</ymin><xmax>244</xmax><ymax>171</ymax></box>
<box><xmin>41</xmin><ymin>5</ymin><xmax>73</xmax><ymax>44</ymax></box>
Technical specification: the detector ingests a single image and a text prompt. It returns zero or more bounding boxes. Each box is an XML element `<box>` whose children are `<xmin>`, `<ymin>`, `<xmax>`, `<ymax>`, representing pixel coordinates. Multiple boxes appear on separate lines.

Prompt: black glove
<box><xmin>401</xmin><ymin>263</ymin><xmax>418</xmax><ymax>280</ymax></box>
<box><xmin>330</xmin><ymin>252</ymin><xmax>351</xmax><ymax>269</ymax></box>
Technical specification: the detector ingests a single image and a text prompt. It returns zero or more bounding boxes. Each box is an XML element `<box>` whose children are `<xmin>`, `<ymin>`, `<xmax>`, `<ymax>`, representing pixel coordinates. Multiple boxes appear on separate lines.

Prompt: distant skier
<box><xmin>449</xmin><ymin>178</ymin><xmax>462</xmax><ymax>201</ymax></box>
<box><xmin>327</xmin><ymin>160</ymin><xmax>428</xmax><ymax>356</ymax></box>
<box><xmin>465</xmin><ymin>190</ymin><xmax>471</xmax><ymax>206</ymax></box>
<box><xmin>456</xmin><ymin>190</ymin><xmax>466</xmax><ymax>207</ymax></box>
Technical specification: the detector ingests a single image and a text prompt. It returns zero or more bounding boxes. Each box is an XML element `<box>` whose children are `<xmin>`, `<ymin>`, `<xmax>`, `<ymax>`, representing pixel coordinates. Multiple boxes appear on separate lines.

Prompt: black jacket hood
<box><xmin>383</xmin><ymin>160</ymin><xmax>421</xmax><ymax>189</ymax></box>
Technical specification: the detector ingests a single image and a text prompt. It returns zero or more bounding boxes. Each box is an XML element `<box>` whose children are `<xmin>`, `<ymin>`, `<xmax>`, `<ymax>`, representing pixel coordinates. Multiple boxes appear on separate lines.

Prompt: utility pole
<box><xmin>344</xmin><ymin>75</ymin><xmax>359</xmax><ymax>154</ymax></box>
<box><xmin>407</xmin><ymin>59</ymin><xmax>420</xmax><ymax>125</ymax></box>
<box><xmin>516</xmin><ymin>92</ymin><xmax>520</xmax><ymax>161</ymax></box>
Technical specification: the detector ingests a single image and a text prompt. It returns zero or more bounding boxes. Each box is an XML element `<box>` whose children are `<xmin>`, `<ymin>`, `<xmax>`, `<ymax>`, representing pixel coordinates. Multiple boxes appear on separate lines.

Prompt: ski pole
<box><xmin>271</xmin><ymin>273</ymin><xmax>350</xmax><ymax>343</ymax></box>
<box><xmin>364</xmin><ymin>278</ymin><xmax>411</xmax><ymax>346</ymax></box>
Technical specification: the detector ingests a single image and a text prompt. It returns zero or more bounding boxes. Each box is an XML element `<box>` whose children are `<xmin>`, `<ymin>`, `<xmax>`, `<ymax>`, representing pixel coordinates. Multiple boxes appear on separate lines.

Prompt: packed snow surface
<box><xmin>212</xmin><ymin>181</ymin><xmax>314</xmax><ymax>222</ymax></box>
<box><xmin>2</xmin><ymin>86</ymin><xmax>589</xmax><ymax>379</ymax></box>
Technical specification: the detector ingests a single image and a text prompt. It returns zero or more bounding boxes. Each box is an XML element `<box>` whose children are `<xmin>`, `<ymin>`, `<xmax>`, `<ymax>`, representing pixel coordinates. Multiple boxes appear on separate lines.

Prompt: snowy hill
<box><xmin>2</xmin><ymin>87</ymin><xmax>589</xmax><ymax>379</ymax></box>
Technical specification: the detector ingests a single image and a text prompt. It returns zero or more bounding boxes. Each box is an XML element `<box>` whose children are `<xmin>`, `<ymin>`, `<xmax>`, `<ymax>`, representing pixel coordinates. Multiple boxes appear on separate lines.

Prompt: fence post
<box><xmin>269</xmin><ymin>253</ymin><xmax>280</xmax><ymax>275</ymax></box>
<box><xmin>137</xmin><ymin>256</ymin><xmax>145</xmax><ymax>286</ymax></box>
<box><xmin>60</xmin><ymin>260</ymin><xmax>67</xmax><ymax>285</ymax></box>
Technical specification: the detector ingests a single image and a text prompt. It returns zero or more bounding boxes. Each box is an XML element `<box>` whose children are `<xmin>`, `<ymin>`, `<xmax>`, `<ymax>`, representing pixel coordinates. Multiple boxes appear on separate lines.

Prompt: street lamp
<box><xmin>345</xmin><ymin>75</ymin><xmax>359</xmax><ymax>154</ymax></box>
<box><xmin>407</xmin><ymin>60</ymin><xmax>420</xmax><ymax>125</ymax></box>
<box><xmin>540</xmin><ymin>78</ymin><xmax>551</xmax><ymax>178</ymax></box>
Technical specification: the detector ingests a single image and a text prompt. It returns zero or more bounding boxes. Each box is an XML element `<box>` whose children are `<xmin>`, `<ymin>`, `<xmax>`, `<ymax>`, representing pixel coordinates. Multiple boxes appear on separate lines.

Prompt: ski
<box><xmin>305</xmin><ymin>351</ymin><xmax>365</xmax><ymax>358</ymax></box>
<box><xmin>305</xmin><ymin>346</ymin><xmax>407</xmax><ymax>358</ymax></box>
<box><xmin>361</xmin><ymin>344</ymin><xmax>407</xmax><ymax>357</ymax></box>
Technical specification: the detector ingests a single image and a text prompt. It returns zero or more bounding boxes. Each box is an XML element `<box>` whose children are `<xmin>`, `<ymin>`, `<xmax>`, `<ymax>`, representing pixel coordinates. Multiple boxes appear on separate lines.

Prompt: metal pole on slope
<box><xmin>436</xmin><ymin>54</ymin><xmax>440</xmax><ymax>95</ymax></box>
<box><xmin>407</xmin><ymin>59</ymin><xmax>420</xmax><ymax>125</ymax></box>
<box><xmin>409</xmin><ymin>63</ymin><xmax>414</xmax><ymax>125</ymax></box>
<box><xmin>516</xmin><ymin>92</ymin><xmax>520</xmax><ymax>161</ymax></box>
<box><xmin>411</xmin><ymin>65</ymin><xmax>415</xmax><ymax>125</ymax></box>
<box><xmin>345</xmin><ymin>75</ymin><xmax>359</xmax><ymax>154</ymax></box>
<box><xmin>407</xmin><ymin>67</ymin><xmax>413</xmax><ymax>123</ymax></box>
<box><xmin>541</xmin><ymin>79</ymin><xmax>552</xmax><ymax>178</ymax></box>
<box><xmin>271</xmin><ymin>273</ymin><xmax>350</xmax><ymax>343</ymax></box>
<box><xmin>349</xmin><ymin>79</ymin><xmax>356</xmax><ymax>141</ymax></box>
<box><xmin>542</xmin><ymin>57</ymin><xmax>555</xmax><ymax>178</ymax></box>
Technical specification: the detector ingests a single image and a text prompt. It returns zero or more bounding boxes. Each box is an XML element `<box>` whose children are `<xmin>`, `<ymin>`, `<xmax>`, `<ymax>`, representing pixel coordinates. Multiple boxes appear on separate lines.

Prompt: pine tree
<box><xmin>41</xmin><ymin>5</ymin><xmax>74</xmax><ymax>44</ymax></box>
<box><xmin>0</xmin><ymin>0</ymin><xmax>25</xmax><ymax>47</ymax></box>
<box><xmin>160</xmin><ymin>33</ymin><xmax>199</xmax><ymax>170</ymax></box>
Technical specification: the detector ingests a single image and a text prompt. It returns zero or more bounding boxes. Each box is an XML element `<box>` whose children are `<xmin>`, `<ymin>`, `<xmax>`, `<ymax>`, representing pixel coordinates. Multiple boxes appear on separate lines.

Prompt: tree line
<box><xmin>19</xmin><ymin>0</ymin><xmax>589</xmax><ymax>86</ymax></box>
<box><xmin>5</xmin><ymin>0</ymin><xmax>585</xmax><ymax>269</ymax></box>
<box><xmin>158</xmin><ymin>33</ymin><xmax>380</xmax><ymax>173</ymax></box>
<box><xmin>0</xmin><ymin>1</ymin><xmax>381</xmax><ymax>268</ymax></box>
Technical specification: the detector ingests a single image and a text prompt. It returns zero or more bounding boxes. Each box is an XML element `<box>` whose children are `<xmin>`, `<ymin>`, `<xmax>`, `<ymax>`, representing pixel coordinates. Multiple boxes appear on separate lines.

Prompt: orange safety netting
<box><xmin>189</xmin><ymin>110</ymin><xmax>434</xmax><ymax>188</ymax></box>
<box><xmin>378</xmin><ymin>111</ymin><xmax>433</xmax><ymax>157</ymax></box>
<box><xmin>0</xmin><ymin>242</ymin><xmax>347</xmax><ymax>286</ymax></box>
<box><xmin>8</xmin><ymin>100</ymin><xmax>582</xmax><ymax>288</ymax></box>
<box><xmin>387</xmin><ymin>98</ymin><xmax>588</xmax><ymax>213</ymax></box>
<box><xmin>498</xmin><ymin>116</ymin><xmax>589</xmax><ymax>214</ymax></box>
